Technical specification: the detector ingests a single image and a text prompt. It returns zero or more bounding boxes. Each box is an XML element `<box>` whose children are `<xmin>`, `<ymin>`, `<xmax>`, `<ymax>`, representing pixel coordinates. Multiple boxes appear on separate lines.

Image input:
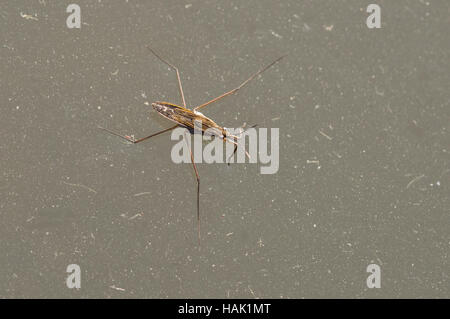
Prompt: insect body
<box><xmin>100</xmin><ymin>46</ymin><xmax>285</xmax><ymax>244</ymax></box>
<box><xmin>152</xmin><ymin>102</ymin><xmax>227</xmax><ymax>139</ymax></box>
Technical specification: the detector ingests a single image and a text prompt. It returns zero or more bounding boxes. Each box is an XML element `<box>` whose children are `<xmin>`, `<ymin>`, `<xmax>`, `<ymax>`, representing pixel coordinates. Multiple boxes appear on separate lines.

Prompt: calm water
<box><xmin>1</xmin><ymin>0</ymin><xmax>449</xmax><ymax>298</ymax></box>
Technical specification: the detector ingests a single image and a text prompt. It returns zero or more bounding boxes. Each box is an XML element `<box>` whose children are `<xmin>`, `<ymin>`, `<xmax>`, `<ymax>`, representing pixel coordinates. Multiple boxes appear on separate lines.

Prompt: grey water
<box><xmin>0</xmin><ymin>0</ymin><xmax>449</xmax><ymax>298</ymax></box>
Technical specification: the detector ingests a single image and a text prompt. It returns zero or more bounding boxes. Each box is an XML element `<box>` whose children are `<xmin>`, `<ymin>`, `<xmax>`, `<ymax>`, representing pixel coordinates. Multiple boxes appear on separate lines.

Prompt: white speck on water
<box><xmin>185</xmin><ymin>4</ymin><xmax>192</xmax><ymax>9</ymax></box>
<box><xmin>270</xmin><ymin>30</ymin><xmax>283</xmax><ymax>39</ymax></box>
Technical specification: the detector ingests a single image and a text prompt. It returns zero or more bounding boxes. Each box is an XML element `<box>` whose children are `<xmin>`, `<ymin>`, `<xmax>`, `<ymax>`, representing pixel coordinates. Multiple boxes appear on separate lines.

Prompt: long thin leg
<box><xmin>147</xmin><ymin>46</ymin><xmax>187</xmax><ymax>108</ymax></box>
<box><xmin>98</xmin><ymin>124</ymin><xmax>178</xmax><ymax>144</ymax></box>
<box><xmin>227</xmin><ymin>143</ymin><xmax>238</xmax><ymax>166</ymax></box>
<box><xmin>226</xmin><ymin>124</ymin><xmax>246</xmax><ymax>165</ymax></box>
<box><xmin>147</xmin><ymin>46</ymin><xmax>200</xmax><ymax>243</ymax></box>
<box><xmin>226</xmin><ymin>124</ymin><xmax>258</xmax><ymax>164</ymax></box>
<box><xmin>183</xmin><ymin>131</ymin><xmax>200</xmax><ymax>244</ymax></box>
<box><xmin>224</xmin><ymin>138</ymin><xmax>251</xmax><ymax>160</ymax></box>
<box><xmin>194</xmin><ymin>55</ymin><xmax>287</xmax><ymax>111</ymax></box>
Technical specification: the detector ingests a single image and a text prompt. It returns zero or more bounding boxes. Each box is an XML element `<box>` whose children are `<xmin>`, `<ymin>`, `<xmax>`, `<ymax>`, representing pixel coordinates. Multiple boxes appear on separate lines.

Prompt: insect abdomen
<box><xmin>152</xmin><ymin>101</ymin><xmax>226</xmax><ymax>137</ymax></box>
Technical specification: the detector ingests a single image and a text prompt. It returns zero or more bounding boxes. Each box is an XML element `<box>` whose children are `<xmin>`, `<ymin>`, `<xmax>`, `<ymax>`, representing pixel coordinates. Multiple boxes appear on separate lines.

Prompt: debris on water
<box><xmin>62</xmin><ymin>181</ymin><xmax>97</xmax><ymax>194</ymax></box>
<box><xmin>318</xmin><ymin>130</ymin><xmax>333</xmax><ymax>140</ymax></box>
<box><xmin>406</xmin><ymin>174</ymin><xmax>425</xmax><ymax>189</ymax></box>
<box><xmin>128</xmin><ymin>213</ymin><xmax>142</xmax><ymax>220</ymax></box>
<box><xmin>20</xmin><ymin>12</ymin><xmax>38</xmax><ymax>20</ymax></box>
<box><xmin>248</xmin><ymin>285</ymin><xmax>257</xmax><ymax>299</ymax></box>
<box><xmin>133</xmin><ymin>192</ymin><xmax>151</xmax><ymax>197</ymax></box>
<box><xmin>332</xmin><ymin>151</ymin><xmax>342</xmax><ymax>159</ymax></box>
<box><xmin>303</xmin><ymin>23</ymin><xmax>311</xmax><ymax>32</ymax></box>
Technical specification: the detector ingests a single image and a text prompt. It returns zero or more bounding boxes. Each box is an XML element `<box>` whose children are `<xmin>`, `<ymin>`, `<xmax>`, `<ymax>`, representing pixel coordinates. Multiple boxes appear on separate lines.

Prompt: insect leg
<box><xmin>98</xmin><ymin>124</ymin><xmax>178</xmax><ymax>144</ymax></box>
<box><xmin>183</xmin><ymin>131</ymin><xmax>201</xmax><ymax>244</ymax></box>
<box><xmin>226</xmin><ymin>124</ymin><xmax>257</xmax><ymax>165</ymax></box>
<box><xmin>224</xmin><ymin>138</ymin><xmax>251</xmax><ymax>160</ymax></box>
<box><xmin>226</xmin><ymin>142</ymin><xmax>238</xmax><ymax>166</ymax></box>
<box><xmin>194</xmin><ymin>55</ymin><xmax>287</xmax><ymax>111</ymax></box>
<box><xmin>147</xmin><ymin>46</ymin><xmax>187</xmax><ymax>108</ymax></box>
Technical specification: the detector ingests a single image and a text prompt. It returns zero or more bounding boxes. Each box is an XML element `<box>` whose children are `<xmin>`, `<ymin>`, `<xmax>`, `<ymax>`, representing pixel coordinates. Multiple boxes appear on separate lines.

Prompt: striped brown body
<box><xmin>152</xmin><ymin>101</ymin><xmax>227</xmax><ymax>138</ymax></box>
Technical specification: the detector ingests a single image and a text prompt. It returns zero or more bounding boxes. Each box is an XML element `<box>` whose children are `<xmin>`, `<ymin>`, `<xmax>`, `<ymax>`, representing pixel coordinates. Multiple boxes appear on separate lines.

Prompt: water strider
<box><xmin>99</xmin><ymin>46</ymin><xmax>285</xmax><ymax>243</ymax></box>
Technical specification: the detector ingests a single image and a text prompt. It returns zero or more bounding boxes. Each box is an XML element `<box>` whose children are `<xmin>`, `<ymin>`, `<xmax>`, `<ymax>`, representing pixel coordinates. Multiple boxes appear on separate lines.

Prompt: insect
<box><xmin>99</xmin><ymin>46</ymin><xmax>285</xmax><ymax>243</ymax></box>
